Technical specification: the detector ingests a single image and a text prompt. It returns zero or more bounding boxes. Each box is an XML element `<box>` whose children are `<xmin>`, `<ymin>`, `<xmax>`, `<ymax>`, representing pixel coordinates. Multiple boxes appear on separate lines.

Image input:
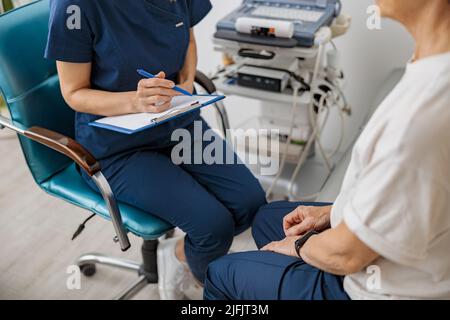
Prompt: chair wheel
<box><xmin>80</xmin><ymin>264</ymin><xmax>96</xmax><ymax>277</ymax></box>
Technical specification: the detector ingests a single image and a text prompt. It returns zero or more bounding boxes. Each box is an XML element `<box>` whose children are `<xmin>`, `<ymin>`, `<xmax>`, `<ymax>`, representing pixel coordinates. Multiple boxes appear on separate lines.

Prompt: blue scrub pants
<box><xmin>204</xmin><ymin>201</ymin><xmax>350</xmax><ymax>300</ymax></box>
<box><xmin>86</xmin><ymin>119</ymin><xmax>266</xmax><ymax>283</ymax></box>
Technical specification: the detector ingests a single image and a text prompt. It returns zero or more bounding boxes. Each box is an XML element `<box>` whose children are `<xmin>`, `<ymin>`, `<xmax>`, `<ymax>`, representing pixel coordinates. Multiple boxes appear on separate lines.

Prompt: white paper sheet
<box><xmin>94</xmin><ymin>95</ymin><xmax>215</xmax><ymax>132</ymax></box>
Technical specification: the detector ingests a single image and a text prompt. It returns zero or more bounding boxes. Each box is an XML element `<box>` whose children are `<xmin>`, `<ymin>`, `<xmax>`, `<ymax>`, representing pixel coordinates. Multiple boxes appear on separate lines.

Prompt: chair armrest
<box><xmin>195</xmin><ymin>70</ymin><xmax>217</xmax><ymax>94</ymax></box>
<box><xmin>24</xmin><ymin>126</ymin><xmax>101</xmax><ymax>176</ymax></box>
<box><xmin>0</xmin><ymin>115</ymin><xmax>130</xmax><ymax>251</ymax></box>
<box><xmin>0</xmin><ymin>114</ymin><xmax>100</xmax><ymax>176</ymax></box>
<box><xmin>24</xmin><ymin>127</ymin><xmax>130</xmax><ymax>250</ymax></box>
<box><xmin>194</xmin><ymin>70</ymin><xmax>231</xmax><ymax>137</ymax></box>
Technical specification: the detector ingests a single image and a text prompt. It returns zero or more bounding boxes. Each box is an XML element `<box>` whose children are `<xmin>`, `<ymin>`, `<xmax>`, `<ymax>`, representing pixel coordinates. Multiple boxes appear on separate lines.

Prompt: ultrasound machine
<box><xmin>214</xmin><ymin>0</ymin><xmax>342</xmax><ymax>48</ymax></box>
<box><xmin>211</xmin><ymin>0</ymin><xmax>351</xmax><ymax>200</ymax></box>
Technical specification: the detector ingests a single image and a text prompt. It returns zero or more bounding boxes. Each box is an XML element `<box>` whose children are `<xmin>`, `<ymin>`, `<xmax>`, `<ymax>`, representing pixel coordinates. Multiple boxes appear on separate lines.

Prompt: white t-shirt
<box><xmin>330</xmin><ymin>52</ymin><xmax>450</xmax><ymax>300</ymax></box>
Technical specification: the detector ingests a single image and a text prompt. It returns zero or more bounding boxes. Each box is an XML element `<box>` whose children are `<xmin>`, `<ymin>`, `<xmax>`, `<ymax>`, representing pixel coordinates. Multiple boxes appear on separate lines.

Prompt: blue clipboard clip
<box><xmin>149</xmin><ymin>101</ymin><xmax>202</xmax><ymax>124</ymax></box>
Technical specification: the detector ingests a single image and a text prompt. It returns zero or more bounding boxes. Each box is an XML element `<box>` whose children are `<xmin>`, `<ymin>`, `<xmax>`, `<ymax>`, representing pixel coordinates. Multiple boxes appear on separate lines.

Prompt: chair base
<box><xmin>75</xmin><ymin>239</ymin><xmax>160</xmax><ymax>300</ymax></box>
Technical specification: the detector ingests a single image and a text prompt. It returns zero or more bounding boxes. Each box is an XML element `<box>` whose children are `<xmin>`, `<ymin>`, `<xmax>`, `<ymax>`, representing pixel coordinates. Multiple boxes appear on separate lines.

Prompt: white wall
<box><xmin>330</xmin><ymin>0</ymin><xmax>414</xmax><ymax>147</ymax></box>
<box><xmin>196</xmin><ymin>0</ymin><xmax>243</xmax><ymax>73</ymax></box>
<box><xmin>195</xmin><ymin>0</ymin><xmax>260</xmax><ymax>130</ymax></box>
<box><xmin>195</xmin><ymin>0</ymin><xmax>415</xmax><ymax>148</ymax></box>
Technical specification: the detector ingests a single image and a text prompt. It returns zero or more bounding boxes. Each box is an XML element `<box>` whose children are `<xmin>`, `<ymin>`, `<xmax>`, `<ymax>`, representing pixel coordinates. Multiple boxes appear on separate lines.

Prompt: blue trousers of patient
<box><xmin>204</xmin><ymin>201</ymin><xmax>350</xmax><ymax>300</ymax></box>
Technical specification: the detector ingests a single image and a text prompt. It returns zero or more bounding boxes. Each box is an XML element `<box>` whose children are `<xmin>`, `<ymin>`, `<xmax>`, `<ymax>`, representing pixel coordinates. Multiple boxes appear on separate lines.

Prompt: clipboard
<box><xmin>89</xmin><ymin>95</ymin><xmax>225</xmax><ymax>135</ymax></box>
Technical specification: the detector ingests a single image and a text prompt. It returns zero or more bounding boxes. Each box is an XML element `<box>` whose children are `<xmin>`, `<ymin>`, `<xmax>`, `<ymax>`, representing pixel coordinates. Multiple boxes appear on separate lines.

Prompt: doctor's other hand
<box><xmin>133</xmin><ymin>71</ymin><xmax>180</xmax><ymax>113</ymax></box>
<box><xmin>283</xmin><ymin>205</ymin><xmax>332</xmax><ymax>237</ymax></box>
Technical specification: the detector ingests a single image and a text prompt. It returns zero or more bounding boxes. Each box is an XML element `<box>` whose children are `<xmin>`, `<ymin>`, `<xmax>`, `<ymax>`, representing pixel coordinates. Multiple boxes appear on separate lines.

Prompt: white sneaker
<box><xmin>157</xmin><ymin>237</ymin><xmax>192</xmax><ymax>300</ymax></box>
<box><xmin>183</xmin><ymin>281</ymin><xmax>204</xmax><ymax>300</ymax></box>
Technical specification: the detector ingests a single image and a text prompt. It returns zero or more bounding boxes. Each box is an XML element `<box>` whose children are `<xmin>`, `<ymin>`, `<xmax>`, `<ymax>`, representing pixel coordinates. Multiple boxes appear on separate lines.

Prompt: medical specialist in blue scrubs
<box><xmin>45</xmin><ymin>0</ymin><xmax>266</xmax><ymax>299</ymax></box>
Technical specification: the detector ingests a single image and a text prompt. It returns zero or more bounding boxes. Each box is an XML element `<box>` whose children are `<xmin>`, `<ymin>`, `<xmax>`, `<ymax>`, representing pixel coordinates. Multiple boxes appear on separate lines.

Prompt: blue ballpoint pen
<box><xmin>137</xmin><ymin>69</ymin><xmax>193</xmax><ymax>96</ymax></box>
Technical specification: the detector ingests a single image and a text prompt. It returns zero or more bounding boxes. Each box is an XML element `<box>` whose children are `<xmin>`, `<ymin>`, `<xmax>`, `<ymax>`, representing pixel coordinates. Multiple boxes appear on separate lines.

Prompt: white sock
<box><xmin>163</xmin><ymin>238</ymin><xmax>185</xmax><ymax>267</ymax></box>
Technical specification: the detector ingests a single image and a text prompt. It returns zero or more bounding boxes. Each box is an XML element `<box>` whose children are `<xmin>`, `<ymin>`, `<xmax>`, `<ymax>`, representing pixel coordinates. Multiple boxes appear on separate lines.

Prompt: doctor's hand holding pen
<box><xmin>57</xmin><ymin>62</ymin><xmax>183</xmax><ymax>117</ymax></box>
<box><xmin>133</xmin><ymin>71</ymin><xmax>182</xmax><ymax>114</ymax></box>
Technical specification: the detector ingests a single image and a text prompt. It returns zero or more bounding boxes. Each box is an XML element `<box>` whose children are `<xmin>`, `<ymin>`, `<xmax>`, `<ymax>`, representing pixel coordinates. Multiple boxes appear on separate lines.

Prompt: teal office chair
<box><xmin>0</xmin><ymin>0</ymin><xmax>229</xmax><ymax>299</ymax></box>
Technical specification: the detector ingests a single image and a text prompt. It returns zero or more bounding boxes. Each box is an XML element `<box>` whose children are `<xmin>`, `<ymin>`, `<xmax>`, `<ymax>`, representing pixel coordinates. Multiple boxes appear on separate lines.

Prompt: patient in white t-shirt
<box><xmin>204</xmin><ymin>0</ymin><xmax>450</xmax><ymax>300</ymax></box>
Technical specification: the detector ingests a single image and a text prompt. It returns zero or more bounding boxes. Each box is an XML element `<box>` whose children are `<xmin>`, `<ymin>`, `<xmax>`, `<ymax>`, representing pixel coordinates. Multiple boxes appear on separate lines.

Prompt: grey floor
<box><xmin>0</xmin><ymin>132</ymin><xmax>257</xmax><ymax>300</ymax></box>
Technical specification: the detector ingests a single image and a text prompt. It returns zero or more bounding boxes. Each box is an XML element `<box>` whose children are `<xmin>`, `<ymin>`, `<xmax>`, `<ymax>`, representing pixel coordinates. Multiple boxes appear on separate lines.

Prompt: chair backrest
<box><xmin>0</xmin><ymin>0</ymin><xmax>75</xmax><ymax>184</ymax></box>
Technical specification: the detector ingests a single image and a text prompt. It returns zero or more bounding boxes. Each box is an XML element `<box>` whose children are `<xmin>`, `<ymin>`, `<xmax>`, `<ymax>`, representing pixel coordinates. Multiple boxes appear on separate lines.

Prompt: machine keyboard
<box><xmin>252</xmin><ymin>6</ymin><xmax>324</xmax><ymax>22</ymax></box>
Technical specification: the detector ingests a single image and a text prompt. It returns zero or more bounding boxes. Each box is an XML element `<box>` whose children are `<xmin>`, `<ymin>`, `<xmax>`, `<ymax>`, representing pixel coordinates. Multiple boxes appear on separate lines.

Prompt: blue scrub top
<box><xmin>45</xmin><ymin>0</ymin><xmax>212</xmax><ymax>168</ymax></box>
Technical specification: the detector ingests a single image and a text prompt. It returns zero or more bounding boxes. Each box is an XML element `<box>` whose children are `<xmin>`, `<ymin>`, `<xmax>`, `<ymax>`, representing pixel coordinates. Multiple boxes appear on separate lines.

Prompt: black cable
<box><xmin>71</xmin><ymin>213</ymin><xmax>96</xmax><ymax>240</ymax></box>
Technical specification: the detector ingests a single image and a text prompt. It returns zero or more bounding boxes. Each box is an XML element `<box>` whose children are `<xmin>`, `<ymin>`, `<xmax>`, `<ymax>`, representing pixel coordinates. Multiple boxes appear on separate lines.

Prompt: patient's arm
<box><xmin>300</xmin><ymin>222</ymin><xmax>379</xmax><ymax>275</ymax></box>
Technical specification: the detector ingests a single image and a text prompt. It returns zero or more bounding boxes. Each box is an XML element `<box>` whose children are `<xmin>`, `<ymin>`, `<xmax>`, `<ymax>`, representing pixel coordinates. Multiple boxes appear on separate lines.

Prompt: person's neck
<box><xmin>403</xmin><ymin>4</ymin><xmax>450</xmax><ymax>61</ymax></box>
